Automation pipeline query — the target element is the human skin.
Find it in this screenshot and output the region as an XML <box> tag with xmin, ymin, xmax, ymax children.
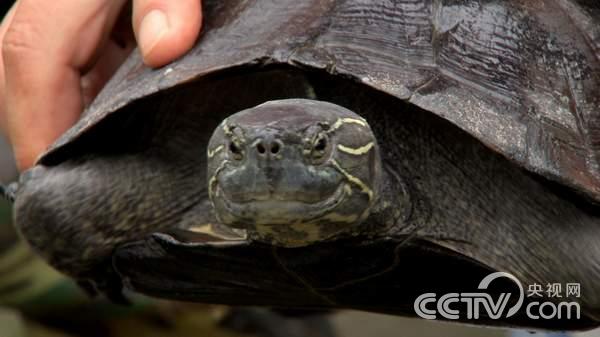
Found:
<box><xmin>0</xmin><ymin>0</ymin><xmax>203</xmax><ymax>171</ymax></box>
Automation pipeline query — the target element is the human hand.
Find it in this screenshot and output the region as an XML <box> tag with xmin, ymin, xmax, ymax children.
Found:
<box><xmin>0</xmin><ymin>0</ymin><xmax>202</xmax><ymax>170</ymax></box>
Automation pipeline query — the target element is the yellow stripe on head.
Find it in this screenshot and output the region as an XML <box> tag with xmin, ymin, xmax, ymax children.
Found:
<box><xmin>331</xmin><ymin>159</ymin><xmax>374</xmax><ymax>202</ymax></box>
<box><xmin>207</xmin><ymin>145</ymin><xmax>224</xmax><ymax>158</ymax></box>
<box><xmin>329</xmin><ymin>117</ymin><xmax>367</xmax><ymax>132</ymax></box>
<box><xmin>337</xmin><ymin>142</ymin><xmax>374</xmax><ymax>155</ymax></box>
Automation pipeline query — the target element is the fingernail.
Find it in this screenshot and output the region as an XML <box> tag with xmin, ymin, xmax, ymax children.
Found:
<box><xmin>139</xmin><ymin>10</ymin><xmax>169</xmax><ymax>58</ymax></box>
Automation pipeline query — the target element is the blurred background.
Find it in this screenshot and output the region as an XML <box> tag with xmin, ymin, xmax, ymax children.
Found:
<box><xmin>0</xmin><ymin>1</ymin><xmax>599</xmax><ymax>336</ymax></box>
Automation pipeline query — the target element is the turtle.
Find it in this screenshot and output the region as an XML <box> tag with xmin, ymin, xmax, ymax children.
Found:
<box><xmin>4</xmin><ymin>0</ymin><xmax>600</xmax><ymax>331</ymax></box>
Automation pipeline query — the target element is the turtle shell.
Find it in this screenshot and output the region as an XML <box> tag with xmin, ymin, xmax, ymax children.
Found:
<box><xmin>40</xmin><ymin>0</ymin><xmax>600</xmax><ymax>202</ymax></box>
<box><xmin>20</xmin><ymin>0</ymin><xmax>600</xmax><ymax>329</ymax></box>
<box><xmin>113</xmin><ymin>232</ymin><xmax>600</xmax><ymax>330</ymax></box>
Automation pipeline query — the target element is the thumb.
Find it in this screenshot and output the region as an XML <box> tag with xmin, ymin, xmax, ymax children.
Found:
<box><xmin>132</xmin><ymin>0</ymin><xmax>202</xmax><ymax>68</ymax></box>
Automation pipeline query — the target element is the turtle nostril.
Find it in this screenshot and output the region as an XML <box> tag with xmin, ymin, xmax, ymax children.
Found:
<box><xmin>256</xmin><ymin>139</ymin><xmax>282</xmax><ymax>156</ymax></box>
<box><xmin>271</xmin><ymin>142</ymin><xmax>280</xmax><ymax>154</ymax></box>
<box><xmin>257</xmin><ymin>143</ymin><xmax>266</xmax><ymax>154</ymax></box>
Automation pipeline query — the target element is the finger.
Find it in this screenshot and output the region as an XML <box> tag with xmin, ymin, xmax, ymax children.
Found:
<box><xmin>0</xmin><ymin>3</ymin><xmax>19</xmax><ymax>131</ymax></box>
<box><xmin>2</xmin><ymin>0</ymin><xmax>127</xmax><ymax>170</ymax></box>
<box><xmin>81</xmin><ymin>38</ymin><xmax>134</xmax><ymax>107</ymax></box>
<box><xmin>132</xmin><ymin>0</ymin><xmax>202</xmax><ymax>68</ymax></box>
<box><xmin>82</xmin><ymin>8</ymin><xmax>137</xmax><ymax>107</ymax></box>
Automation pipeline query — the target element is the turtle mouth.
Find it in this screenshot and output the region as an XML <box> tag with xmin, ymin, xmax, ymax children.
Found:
<box><xmin>214</xmin><ymin>182</ymin><xmax>348</xmax><ymax>226</ymax></box>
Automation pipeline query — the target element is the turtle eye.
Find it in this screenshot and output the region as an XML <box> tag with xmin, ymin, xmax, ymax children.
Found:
<box><xmin>313</xmin><ymin>135</ymin><xmax>328</xmax><ymax>154</ymax></box>
<box><xmin>228</xmin><ymin>141</ymin><xmax>244</xmax><ymax>160</ymax></box>
<box><xmin>306</xmin><ymin>133</ymin><xmax>331</xmax><ymax>164</ymax></box>
<box><xmin>314</xmin><ymin>136</ymin><xmax>327</xmax><ymax>152</ymax></box>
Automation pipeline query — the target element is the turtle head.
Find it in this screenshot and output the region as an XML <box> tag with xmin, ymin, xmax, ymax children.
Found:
<box><xmin>207</xmin><ymin>99</ymin><xmax>381</xmax><ymax>247</ymax></box>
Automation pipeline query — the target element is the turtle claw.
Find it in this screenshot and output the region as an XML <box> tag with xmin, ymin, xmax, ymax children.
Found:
<box><xmin>0</xmin><ymin>182</ymin><xmax>18</xmax><ymax>203</ymax></box>
<box><xmin>1</xmin><ymin>167</ymin><xmax>45</xmax><ymax>203</ymax></box>
<box><xmin>76</xmin><ymin>262</ymin><xmax>131</xmax><ymax>305</ymax></box>
<box><xmin>76</xmin><ymin>279</ymin><xmax>99</xmax><ymax>298</ymax></box>
<box><xmin>76</xmin><ymin>277</ymin><xmax>130</xmax><ymax>305</ymax></box>
<box><xmin>103</xmin><ymin>286</ymin><xmax>131</xmax><ymax>306</ymax></box>
<box><xmin>94</xmin><ymin>275</ymin><xmax>131</xmax><ymax>306</ymax></box>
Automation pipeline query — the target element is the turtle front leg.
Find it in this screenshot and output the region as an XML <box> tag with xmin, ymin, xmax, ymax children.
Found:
<box><xmin>112</xmin><ymin>231</ymin><xmax>316</xmax><ymax>306</ymax></box>
<box><xmin>176</xmin><ymin>201</ymin><xmax>249</xmax><ymax>241</ymax></box>
<box><xmin>12</xmin><ymin>153</ymin><xmax>207</xmax><ymax>303</ymax></box>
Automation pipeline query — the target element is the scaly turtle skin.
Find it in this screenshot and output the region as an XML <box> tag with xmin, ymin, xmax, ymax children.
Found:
<box><xmin>6</xmin><ymin>0</ymin><xmax>600</xmax><ymax>330</ymax></box>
